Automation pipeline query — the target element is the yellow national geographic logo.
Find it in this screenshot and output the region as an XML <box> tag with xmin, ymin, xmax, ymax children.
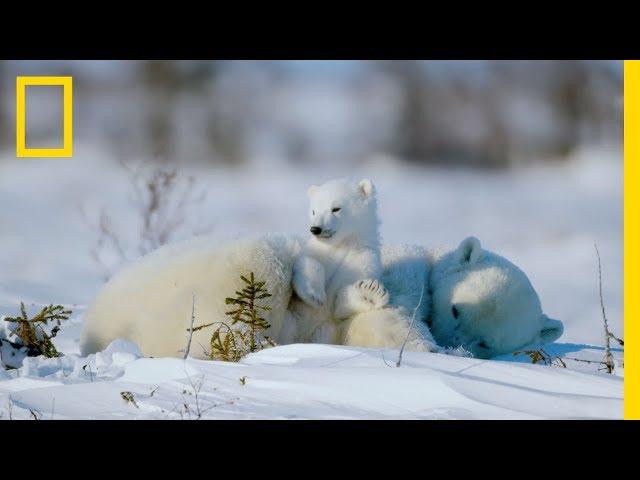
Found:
<box><xmin>16</xmin><ymin>76</ymin><xmax>73</xmax><ymax>158</ymax></box>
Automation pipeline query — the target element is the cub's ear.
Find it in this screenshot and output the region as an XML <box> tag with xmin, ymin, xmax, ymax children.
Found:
<box><xmin>455</xmin><ymin>236</ymin><xmax>482</xmax><ymax>265</ymax></box>
<box><xmin>308</xmin><ymin>185</ymin><xmax>318</xmax><ymax>198</ymax></box>
<box><xmin>539</xmin><ymin>315</ymin><xmax>563</xmax><ymax>343</ymax></box>
<box><xmin>358</xmin><ymin>179</ymin><xmax>375</xmax><ymax>198</ymax></box>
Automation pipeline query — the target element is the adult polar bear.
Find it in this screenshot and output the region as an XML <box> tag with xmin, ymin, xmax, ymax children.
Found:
<box><xmin>81</xmin><ymin>178</ymin><xmax>437</xmax><ymax>358</ymax></box>
<box><xmin>426</xmin><ymin>237</ymin><xmax>563</xmax><ymax>358</ymax></box>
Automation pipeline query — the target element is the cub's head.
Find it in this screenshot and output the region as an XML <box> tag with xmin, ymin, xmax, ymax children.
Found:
<box><xmin>430</xmin><ymin>236</ymin><xmax>563</xmax><ymax>359</ymax></box>
<box><xmin>307</xmin><ymin>178</ymin><xmax>378</xmax><ymax>245</ymax></box>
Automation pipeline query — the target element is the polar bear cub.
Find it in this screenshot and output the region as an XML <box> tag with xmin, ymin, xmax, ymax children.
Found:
<box><xmin>287</xmin><ymin>178</ymin><xmax>390</xmax><ymax>344</ymax></box>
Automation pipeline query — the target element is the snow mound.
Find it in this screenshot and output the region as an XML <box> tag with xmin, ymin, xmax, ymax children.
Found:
<box><xmin>0</xmin><ymin>343</ymin><xmax>622</xmax><ymax>420</ymax></box>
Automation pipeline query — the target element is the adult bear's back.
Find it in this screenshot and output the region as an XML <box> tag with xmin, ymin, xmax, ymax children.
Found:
<box><xmin>80</xmin><ymin>233</ymin><xmax>301</xmax><ymax>358</ymax></box>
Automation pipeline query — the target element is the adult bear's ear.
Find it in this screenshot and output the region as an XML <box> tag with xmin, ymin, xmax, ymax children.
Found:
<box><xmin>358</xmin><ymin>179</ymin><xmax>375</xmax><ymax>198</ymax></box>
<box><xmin>308</xmin><ymin>185</ymin><xmax>318</xmax><ymax>198</ymax></box>
<box><xmin>539</xmin><ymin>315</ymin><xmax>563</xmax><ymax>343</ymax></box>
<box><xmin>455</xmin><ymin>236</ymin><xmax>482</xmax><ymax>265</ymax></box>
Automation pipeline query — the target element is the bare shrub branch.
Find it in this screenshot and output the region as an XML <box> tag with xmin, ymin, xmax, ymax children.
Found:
<box><xmin>595</xmin><ymin>244</ymin><xmax>623</xmax><ymax>374</ymax></box>
<box><xmin>517</xmin><ymin>246</ymin><xmax>624</xmax><ymax>374</ymax></box>
<box><xmin>82</xmin><ymin>161</ymin><xmax>212</xmax><ymax>279</ymax></box>
<box><xmin>183</xmin><ymin>293</ymin><xmax>196</xmax><ymax>360</ymax></box>
<box><xmin>563</xmin><ymin>356</ymin><xmax>623</xmax><ymax>370</ymax></box>
<box><xmin>179</xmin><ymin>369</ymin><xmax>218</xmax><ymax>420</ymax></box>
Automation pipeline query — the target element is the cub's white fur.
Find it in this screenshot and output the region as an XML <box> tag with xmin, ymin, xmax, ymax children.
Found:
<box><xmin>288</xmin><ymin>178</ymin><xmax>390</xmax><ymax>344</ymax></box>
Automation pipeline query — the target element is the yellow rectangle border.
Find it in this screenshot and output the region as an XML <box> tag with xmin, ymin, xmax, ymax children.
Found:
<box><xmin>16</xmin><ymin>76</ymin><xmax>73</xmax><ymax>158</ymax></box>
<box><xmin>624</xmin><ymin>60</ymin><xmax>639</xmax><ymax>419</ymax></box>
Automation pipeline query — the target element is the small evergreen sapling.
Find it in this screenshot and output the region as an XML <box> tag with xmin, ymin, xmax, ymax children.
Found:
<box><xmin>1</xmin><ymin>303</ymin><xmax>71</xmax><ymax>367</ymax></box>
<box><xmin>225</xmin><ymin>272</ymin><xmax>272</xmax><ymax>352</ymax></box>
<box><xmin>186</xmin><ymin>272</ymin><xmax>276</xmax><ymax>362</ymax></box>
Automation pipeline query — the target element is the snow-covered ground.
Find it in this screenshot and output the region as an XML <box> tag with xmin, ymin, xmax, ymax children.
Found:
<box><xmin>0</xmin><ymin>339</ymin><xmax>622</xmax><ymax>420</ymax></box>
<box><xmin>0</xmin><ymin>142</ymin><xmax>623</xmax><ymax>419</ymax></box>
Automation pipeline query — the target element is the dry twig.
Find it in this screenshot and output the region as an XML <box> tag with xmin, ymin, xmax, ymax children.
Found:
<box><xmin>396</xmin><ymin>282</ymin><xmax>426</xmax><ymax>367</ymax></box>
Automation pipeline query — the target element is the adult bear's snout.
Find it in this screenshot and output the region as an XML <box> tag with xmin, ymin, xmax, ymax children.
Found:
<box><xmin>310</xmin><ymin>226</ymin><xmax>322</xmax><ymax>235</ymax></box>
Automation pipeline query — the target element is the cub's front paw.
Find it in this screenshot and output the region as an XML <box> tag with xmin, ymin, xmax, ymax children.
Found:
<box><xmin>356</xmin><ymin>279</ymin><xmax>389</xmax><ymax>308</ymax></box>
<box><xmin>295</xmin><ymin>281</ymin><xmax>326</xmax><ymax>308</ymax></box>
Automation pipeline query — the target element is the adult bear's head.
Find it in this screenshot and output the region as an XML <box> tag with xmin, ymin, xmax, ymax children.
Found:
<box><xmin>429</xmin><ymin>236</ymin><xmax>563</xmax><ymax>359</ymax></box>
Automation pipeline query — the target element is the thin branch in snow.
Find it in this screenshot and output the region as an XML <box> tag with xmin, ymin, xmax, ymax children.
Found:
<box><xmin>180</xmin><ymin>367</ymin><xmax>216</xmax><ymax>419</ymax></box>
<box><xmin>610</xmin><ymin>333</ymin><xmax>624</xmax><ymax>347</ymax></box>
<box><xmin>396</xmin><ymin>281</ymin><xmax>426</xmax><ymax>367</ymax></box>
<box><xmin>595</xmin><ymin>243</ymin><xmax>619</xmax><ymax>374</ymax></box>
<box><xmin>564</xmin><ymin>356</ymin><xmax>619</xmax><ymax>368</ymax></box>
<box><xmin>183</xmin><ymin>293</ymin><xmax>196</xmax><ymax>360</ymax></box>
<box><xmin>381</xmin><ymin>350</ymin><xmax>394</xmax><ymax>367</ymax></box>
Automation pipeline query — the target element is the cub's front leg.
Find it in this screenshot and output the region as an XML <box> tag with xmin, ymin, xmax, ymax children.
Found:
<box><xmin>334</xmin><ymin>278</ymin><xmax>390</xmax><ymax>321</ymax></box>
<box><xmin>292</xmin><ymin>255</ymin><xmax>326</xmax><ymax>308</ymax></box>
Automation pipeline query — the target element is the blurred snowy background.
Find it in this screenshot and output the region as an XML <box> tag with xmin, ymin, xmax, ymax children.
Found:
<box><xmin>0</xmin><ymin>60</ymin><xmax>623</xmax><ymax>347</ymax></box>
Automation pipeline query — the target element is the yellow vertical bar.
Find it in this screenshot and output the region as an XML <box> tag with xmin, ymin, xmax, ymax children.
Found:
<box><xmin>63</xmin><ymin>77</ymin><xmax>73</xmax><ymax>157</ymax></box>
<box><xmin>624</xmin><ymin>60</ymin><xmax>639</xmax><ymax>419</ymax></box>
<box><xmin>15</xmin><ymin>77</ymin><xmax>25</xmax><ymax>155</ymax></box>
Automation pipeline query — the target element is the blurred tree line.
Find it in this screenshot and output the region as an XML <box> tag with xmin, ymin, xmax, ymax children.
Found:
<box><xmin>0</xmin><ymin>60</ymin><xmax>622</xmax><ymax>168</ymax></box>
<box><xmin>379</xmin><ymin>60</ymin><xmax>621</xmax><ymax>167</ymax></box>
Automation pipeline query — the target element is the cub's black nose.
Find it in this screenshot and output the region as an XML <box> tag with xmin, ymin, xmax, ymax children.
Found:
<box><xmin>310</xmin><ymin>226</ymin><xmax>322</xmax><ymax>235</ymax></box>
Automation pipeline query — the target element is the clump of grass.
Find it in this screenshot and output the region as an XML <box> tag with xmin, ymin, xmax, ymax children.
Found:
<box><xmin>120</xmin><ymin>391</ymin><xmax>139</xmax><ymax>408</ymax></box>
<box><xmin>514</xmin><ymin>348</ymin><xmax>566</xmax><ymax>368</ymax></box>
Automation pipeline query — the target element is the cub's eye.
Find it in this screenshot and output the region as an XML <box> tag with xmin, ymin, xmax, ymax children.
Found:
<box><xmin>451</xmin><ymin>305</ymin><xmax>459</xmax><ymax>319</ymax></box>
<box><xmin>332</xmin><ymin>207</ymin><xmax>341</xmax><ymax>213</ymax></box>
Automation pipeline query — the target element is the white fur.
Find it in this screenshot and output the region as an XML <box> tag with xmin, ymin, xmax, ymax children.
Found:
<box><xmin>80</xmin><ymin>178</ymin><xmax>433</xmax><ymax>358</ymax></box>
<box><xmin>80</xmin><ymin>178</ymin><xmax>561</xmax><ymax>360</ymax></box>
<box><xmin>343</xmin><ymin>244</ymin><xmax>439</xmax><ymax>352</ymax></box>
<box><xmin>80</xmin><ymin>234</ymin><xmax>301</xmax><ymax>358</ymax></box>
<box><xmin>289</xmin><ymin>178</ymin><xmax>388</xmax><ymax>344</ymax></box>
<box><xmin>80</xmin><ymin>233</ymin><xmax>560</xmax><ymax>359</ymax></box>
<box><xmin>80</xmin><ymin>233</ymin><xmax>439</xmax><ymax>357</ymax></box>
<box><xmin>428</xmin><ymin>236</ymin><xmax>564</xmax><ymax>359</ymax></box>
